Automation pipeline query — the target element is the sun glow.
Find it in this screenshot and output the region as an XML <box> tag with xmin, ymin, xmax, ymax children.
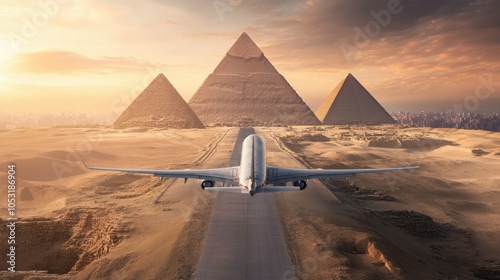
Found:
<box><xmin>0</xmin><ymin>72</ymin><xmax>6</xmax><ymax>83</ymax></box>
<box><xmin>0</xmin><ymin>38</ymin><xmax>16</xmax><ymax>72</ymax></box>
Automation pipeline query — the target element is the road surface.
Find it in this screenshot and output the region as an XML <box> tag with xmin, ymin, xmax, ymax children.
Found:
<box><xmin>195</xmin><ymin>128</ymin><xmax>294</xmax><ymax>280</ymax></box>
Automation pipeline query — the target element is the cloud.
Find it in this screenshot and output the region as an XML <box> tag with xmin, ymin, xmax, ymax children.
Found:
<box><xmin>155</xmin><ymin>0</ymin><xmax>500</xmax><ymax>110</ymax></box>
<box><xmin>209</xmin><ymin>0</ymin><xmax>500</xmax><ymax>111</ymax></box>
<box><xmin>6</xmin><ymin>50</ymin><xmax>155</xmax><ymax>75</ymax></box>
<box><xmin>149</xmin><ymin>0</ymin><xmax>305</xmax><ymax>23</ymax></box>
<box><xmin>308</xmin><ymin>0</ymin><xmax>472</xmax><ymax>31</ymax></box>
<box><xmin>239</xmin><ymin>0</ymin><xmax>499</xmax><ymax>74</ymax></box>
<box><xmin>164</xmin><ymin>20</ymin><xmax>177</xmax><ymax>26</ymax></box>
<box><xmin>4</xmin><ymin>0</ymin><xmax>498</xmax><ymax>113</ymax></box>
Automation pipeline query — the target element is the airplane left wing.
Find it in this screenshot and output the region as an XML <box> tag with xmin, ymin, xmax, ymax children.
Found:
<box><xmin>84</xmin><ymin>163</ymin><xmax>240</xmax><ymax>185</ymax></box>
<box><xmin>266</xmin><ymin>166</ymin><xmax>419</xmax><ymax>185</ymax></box>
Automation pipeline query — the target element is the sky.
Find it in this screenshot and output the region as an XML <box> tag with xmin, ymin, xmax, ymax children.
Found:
<box><xmin>1</xmin><ymin>0</ymin><xmax>499</xmax><ymax>116</ymax></box>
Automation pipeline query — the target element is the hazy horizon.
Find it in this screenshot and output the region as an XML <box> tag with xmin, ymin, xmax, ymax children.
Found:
<box><xmin>1</xmin><ymin>0</ymin><xmax>499</xmax><ymax>115</ymax></box>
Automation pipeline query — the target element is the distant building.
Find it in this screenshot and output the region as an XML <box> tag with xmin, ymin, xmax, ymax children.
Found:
<box><xmin>315</xmin><ymin>73</ymin><xmax>396</xmax><ymax>125</ymax></box>
<box><xmin>114</xmin><ymin>73</ymin><xmax>205</xmax><ymax>129</ymax></box>
<box><xmin>393</xmin><ymin>112</ymin><xmax>499</xmax><ymax>132</ymax></box>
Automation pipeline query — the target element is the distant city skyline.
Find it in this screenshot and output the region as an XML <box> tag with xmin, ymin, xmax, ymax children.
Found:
<box><xmin>1</xmin><ymin>0</ymin><xmax>499</xmax><ymax>115</ymax></box>
<box><xmin>394</xmin><ymin>111</ymin><xmax>499</xmax><ymax>132</ymax></box>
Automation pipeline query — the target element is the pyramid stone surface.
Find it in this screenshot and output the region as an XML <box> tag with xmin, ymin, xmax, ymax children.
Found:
<box><xmin>188</xmin><ymin>32</ymin><xmax>321</xmax><ymax>126</ymax></box>
<box><xmin>114</xmin><ymin>73</ymin><xmax>205</xmax><ymax>129</ymax></box>
<box><xmin>315</xmin><ymin>73</ymin><xmax>396</xmax><ymax>125</ymax></box>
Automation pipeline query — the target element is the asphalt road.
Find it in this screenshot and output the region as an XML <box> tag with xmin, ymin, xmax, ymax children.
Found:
<box><xmin>195</xmin><ymin>128</ymin><xmax>294</xmax><ymax>280</ymax></box>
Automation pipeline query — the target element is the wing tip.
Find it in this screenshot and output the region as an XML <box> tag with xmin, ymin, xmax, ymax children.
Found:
<box><xmin>81</xmin><ymin>159</ymin><xmax>95</xmax><ymax>170</ymax></box>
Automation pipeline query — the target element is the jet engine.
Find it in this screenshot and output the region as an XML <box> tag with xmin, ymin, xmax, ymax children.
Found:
<box><xmin>293</xmin><ymin>180</ymin><xmax>307</xmax><ymax>190</ymax></box>
<box><xmin>201</xmin><ymin>180</ymin><xmax>215</xmax><ymax>190</ymax></box>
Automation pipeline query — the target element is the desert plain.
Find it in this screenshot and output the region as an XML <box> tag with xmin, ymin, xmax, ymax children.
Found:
<box><xmin>0</xmin><ymin>125</ymin><xmax>499</xmax><ymax>279</ymax></box>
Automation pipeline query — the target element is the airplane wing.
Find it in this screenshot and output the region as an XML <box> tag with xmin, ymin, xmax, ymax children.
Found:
<box><xmin>266</xmin><ymin>166</ymin><xmax>419</xmax><ymax>185</ymax></box>
<box><xmin>84</xmin><ymin>163</ymin><xmax>240</xmax><ymax>185</ymax></box>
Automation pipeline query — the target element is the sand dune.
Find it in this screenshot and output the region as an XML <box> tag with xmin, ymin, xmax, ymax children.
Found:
<box><xmin>0</xmin><ymin>126</ymin><xmax>499</xmax><ymax>279</ymax></box>
<box><xmin>270</xmin><ymin>125</ymin><xmax>500</xmax><ymax>279</ymax></box>
<box><xmin>0</xmin><ymin>127</ymin><xmax>229</xmax><ymax>279</ymax></box>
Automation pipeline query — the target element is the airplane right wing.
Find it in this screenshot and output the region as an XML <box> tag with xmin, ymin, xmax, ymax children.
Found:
<box><xmin>266</xmin><ymin>166</ymin><xmax>419</xmax><ymax>185</ymax></box>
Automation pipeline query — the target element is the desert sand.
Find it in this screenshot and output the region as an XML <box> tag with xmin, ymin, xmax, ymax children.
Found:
<box><xmin>265</xmin><ymin>125</ymin><xmax>500</xmax><ymax>279</ymax></box>
<box><xmin>0</xmin><ymin>125</ymin><xmax>499</xmax><ymax>279</ymax></box>
<box><xmin>0</xmin><ymin>127</ymin><xmax>235</xmax><ymax>279</ymax></box>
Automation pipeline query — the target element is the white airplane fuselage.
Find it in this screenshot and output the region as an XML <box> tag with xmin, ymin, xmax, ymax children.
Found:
<box><xmin>239</xmin><ymin>134</ymin><xmax>266</xmax><ymax>195</ymax></box>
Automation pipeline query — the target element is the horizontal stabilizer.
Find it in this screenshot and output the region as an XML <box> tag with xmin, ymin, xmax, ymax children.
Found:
<box><xmin>256</xmin><ymin>186</ymin><xmax>302</xmax><ymax>193</ymax></box>
<box><xmin>204</xmin><ymin>187</ymin><xmax>248</xmax><ymax>194</ymax></box>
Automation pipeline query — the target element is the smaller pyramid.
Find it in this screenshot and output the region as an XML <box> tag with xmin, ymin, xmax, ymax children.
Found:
<box><xmin>315</xmin><ymin>73</ymin><xmax>396</xmax><ymax>125</ymax></box>
<box><xmin>114</xmin><ymin>73</ymin><xmax>205</xmax><ymax>129</ymax></box>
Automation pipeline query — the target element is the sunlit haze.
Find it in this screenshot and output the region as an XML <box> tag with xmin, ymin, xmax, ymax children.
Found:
<box><xmin>1</xmin><ymin>0</ymin><xmax>499</xmax><ymax>117</ymax></box>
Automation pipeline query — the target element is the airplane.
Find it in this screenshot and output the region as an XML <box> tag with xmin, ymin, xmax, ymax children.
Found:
<box><xmin>84</xmin><ymin>134</ymin><xmax>419</xmax><ymax>196</ymax></box>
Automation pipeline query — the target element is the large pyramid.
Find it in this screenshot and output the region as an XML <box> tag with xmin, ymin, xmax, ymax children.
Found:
<box><xmin>114</xmin><ymin>73</ymin><xmax>205</xmax><ymax>129</ymax></box>
<box><xmin>188</xmin><ymin>32</ymin><xmax>321</xmax><ymax>126</ymax></box>
<box><xmin>315</xmin><ymin>73</ymin><xmax>396</xmax><ymax>125</ymax></box>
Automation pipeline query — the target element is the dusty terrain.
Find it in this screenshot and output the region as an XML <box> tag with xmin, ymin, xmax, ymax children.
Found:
<box><xmin>0</xmin><ymin>127</ymin><xmax>237</xmax><ymax>279</ymax></box>
<box><xmin>265</xmin><ymin>125</ymin><xmax>500</xmax><ymax>279</ymax></box>
<box><xmin>0</xmin><ymin>125</ymin><xmax>499</xmax><ymax>279</ymax></box>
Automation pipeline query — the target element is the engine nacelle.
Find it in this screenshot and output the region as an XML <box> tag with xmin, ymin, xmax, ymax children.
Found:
<box><xmin>201</xmin><ymin>180</ymin><xmax>215</xmax><ymax>190</ymax></box>
<box><xmin>293</xmin><ymin>180</ymin><xmax>307</xmax><ymax>190</ymax></box>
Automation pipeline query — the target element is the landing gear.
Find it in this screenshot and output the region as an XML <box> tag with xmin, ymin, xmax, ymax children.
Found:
<box><xmin>201</xmin><ymin>180</ymin><xmax>215</xmax><ymax>190</ymax></box>
<box><xmin>293</xmin><ymin>180</ymin><xmax>307</xmax><ymax>190</ymax></box>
